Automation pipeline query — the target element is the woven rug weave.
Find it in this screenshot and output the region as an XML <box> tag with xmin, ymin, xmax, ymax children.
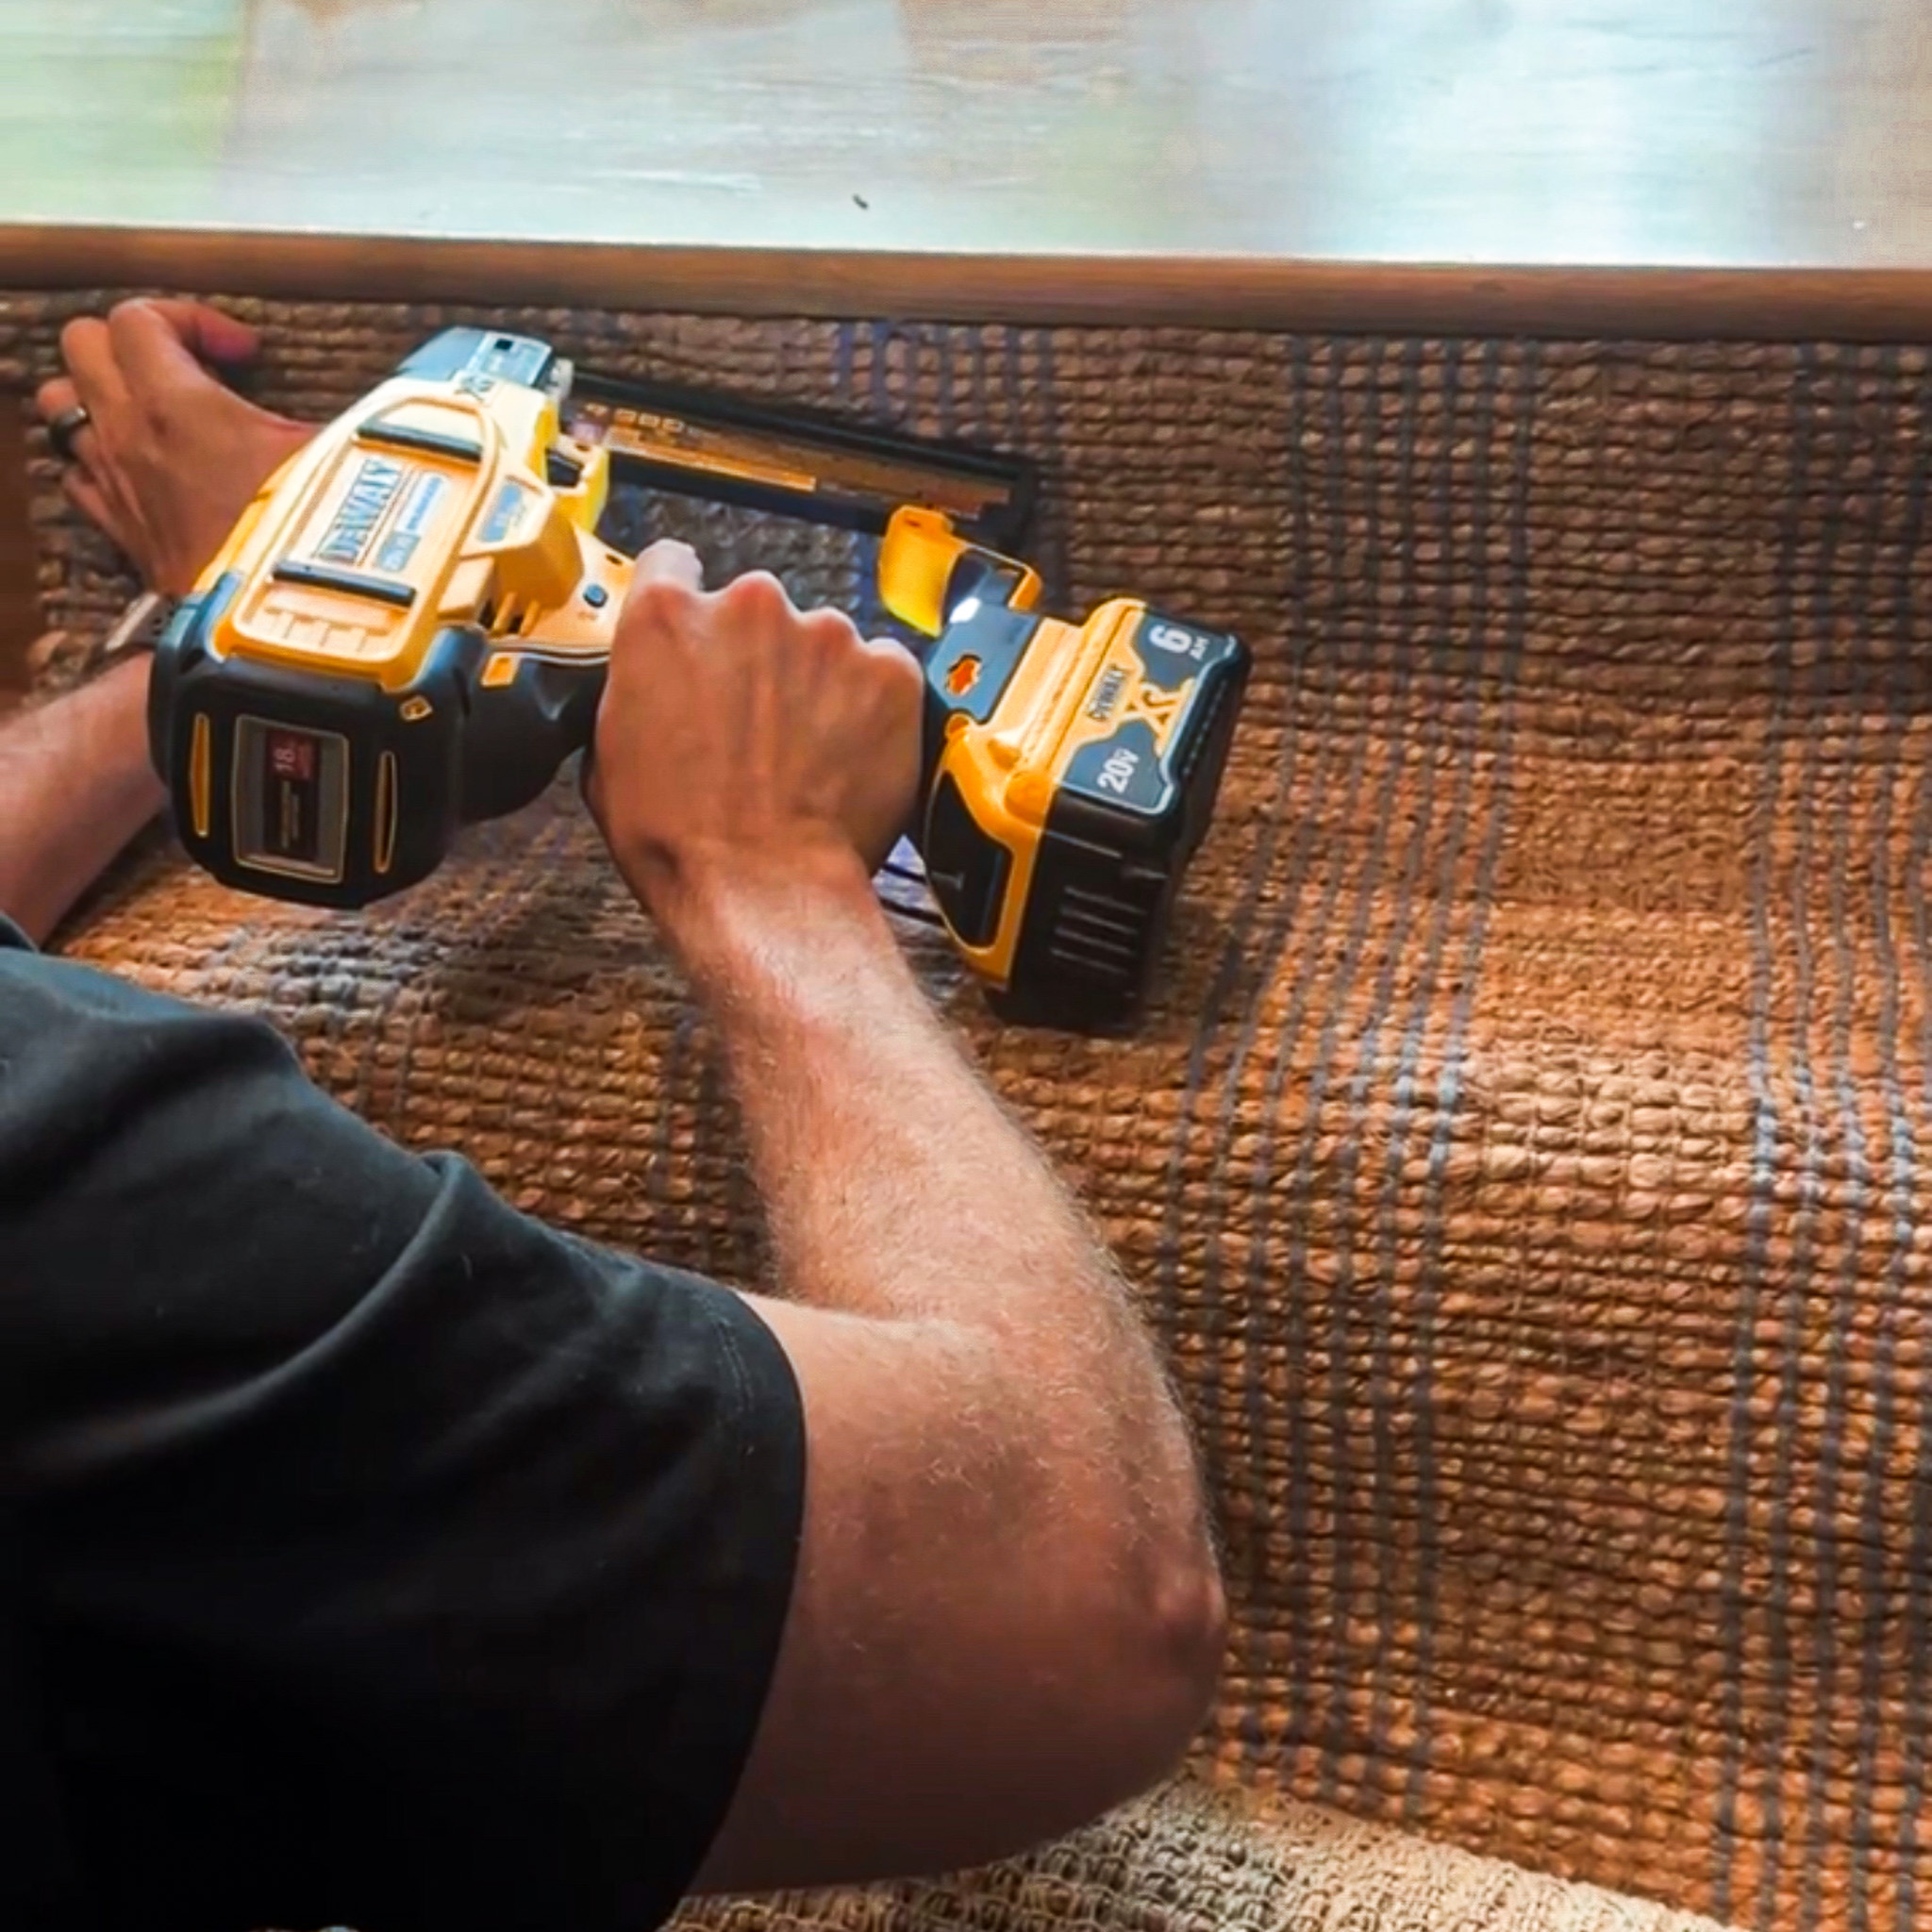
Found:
<box><xmin>7</xmin><ymin>291</ymin><xmax>1931</xmax><ymax>1932</ymax></box>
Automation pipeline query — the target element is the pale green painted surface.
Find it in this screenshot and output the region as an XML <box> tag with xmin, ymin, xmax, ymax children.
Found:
<box><xmin>0</xmin><ymin>3</ymin><xmax>246</xmax><ymax>225</ymax></box>
<box><xmin>0</xmin><ymin>0</ymin><xmax>1924</xmax><ymax>270</ymax></box>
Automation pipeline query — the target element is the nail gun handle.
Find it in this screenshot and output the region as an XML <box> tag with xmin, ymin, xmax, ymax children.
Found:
<box><xmin>457</xmin><ymin>649</ymin><xmax>608</xmax><ymax>824</ymax></box>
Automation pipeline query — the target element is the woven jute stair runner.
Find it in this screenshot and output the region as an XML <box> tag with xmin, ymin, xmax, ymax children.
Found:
<box><xmin>8</xmin><ymin>291</ymin><xmax>1930</xmax><ymax>1932</ymax></box>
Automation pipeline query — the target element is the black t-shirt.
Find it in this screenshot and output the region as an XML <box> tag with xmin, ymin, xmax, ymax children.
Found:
<box><xmin>0</xmin><ymin>917</ymin><xmax>806</xmax><ymax>1932</ymax></box>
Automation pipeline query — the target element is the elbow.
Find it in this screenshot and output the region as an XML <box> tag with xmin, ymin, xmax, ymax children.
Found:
<box><xmin>1165</xmin><ymin>1539</ymin><xmax>1231</xmax><ymax>1723</ymax></box>
<box><xmin>1048</xmin><ymin>1519</ymin><xmax>1227</xmax><ymax>1829</ymax></box>
<box><xmin>1118</xmin><ymin>1532</ymin><xmax>1228</xmax><ymax>1783</ymax></box>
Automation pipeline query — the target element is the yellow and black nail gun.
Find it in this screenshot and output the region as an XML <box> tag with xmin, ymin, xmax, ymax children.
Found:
<box><xmin>148</xmin><ymin>327</ymin><xmax>1249</xmax><ymax>1030</ymax></box>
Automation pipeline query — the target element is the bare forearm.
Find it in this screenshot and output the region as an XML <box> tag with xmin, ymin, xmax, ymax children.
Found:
<box><xmin>672</xmin><ymin>847</ymin><xmax>1095</xmax><ymax>1314</ymax></box>
<box><xmin>593</xmin><ymin>561</ymin><xmax>1222</xmax><ymax>1890</ymax></box>
<box><xmin>661</xmin><ymin>843</ymin><xmax>1208</xmax><ymax>1536</ymax></box>
<box><xmin>0</xmin><ymin>656</ymin><xmax>165</xmax><ymax>943</ymax></box>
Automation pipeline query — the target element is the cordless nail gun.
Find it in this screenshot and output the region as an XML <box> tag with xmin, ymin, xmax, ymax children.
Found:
<box><xmin>147</xmin><ymin>327</ymin><xmax>1249</xmax><ymax>1031</ymax></box>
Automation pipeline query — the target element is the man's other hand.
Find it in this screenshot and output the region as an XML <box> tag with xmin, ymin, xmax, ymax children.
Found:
<box><xmin>37</xmin><ymin>300</ymin><xmax>313</xmax><ymax>598</ymax></box>
<box><xmin>587</xmin><ymin>544</ymin><xmax>925</xmax><ymax>923</ymax></box>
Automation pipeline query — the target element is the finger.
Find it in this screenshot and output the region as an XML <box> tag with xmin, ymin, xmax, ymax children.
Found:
<box><xmin>628</xmin><ymin>540</ymin><xmax>705</xmax><ymax>597</ymax></box>
<box><xmin>62</xmin><ymin>466</ymin><xmax>139</xmax><ymax>558</ymax></box>
<box><xmin>34</xmin><ymin>375</ymin><xmax>80</xmax><ymax>425</ymax></box>
<box><xmin>68</xmin><ymin>458</ymin><xmax>167</xmax><ymax>589</ymax></box>
<box><xmin>108</xmin><ymin>299</ymin><xmax>233</xmax><ymax>413</ymax></box>
<box><xmin>58</xmin><ymin>316</ymin><xmax>133</xmax><ymax>428</ymax></box>
<box><xmin>34</xmin><ymin>376</ymin><xmax>96</xmax><ymax>463</ymax></box>
<box><xmin>33</xmin><ymin>371</ymin><xmax>92</xmax><ymax>450</ymax></box>
<box><xmin>125</xmin><ymin>299</ymin><xmax>261</xmax><ymax>366</ymax></box>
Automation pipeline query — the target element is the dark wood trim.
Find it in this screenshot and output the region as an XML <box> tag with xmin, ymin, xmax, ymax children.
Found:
<box><xmin>0</xmin><ymin>403</ymin><xmax>38</xmax><ymax>695</ymax></box>
<box><xmin>8</xmin><ymin>225</ymin><xmax>1932</xmax><ymax>343</ymax></box>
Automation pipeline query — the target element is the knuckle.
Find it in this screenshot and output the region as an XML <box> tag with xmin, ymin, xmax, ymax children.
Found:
<box><xmin>722</xmin><ymin>571</ymin><xmax>791</xmax><ymax>622</ymax></box>
<box><xmin>869</xmin><ymin>636</ymin><xmax>925</xmax><ymax>699</ymax></box>
<box><xmin>879</xmin><ymin>636</ymin><xmax>924</xmax><ymax>682</ymax></box>
<box><xmin>799</xmin><ymin>607</ymin><xmax>860</xmax><ymax>655</ymax></box>
<box><xmin>625</xmin><ymin>574</ymin><xmax>695</xmax><ymax>629</ymax></box>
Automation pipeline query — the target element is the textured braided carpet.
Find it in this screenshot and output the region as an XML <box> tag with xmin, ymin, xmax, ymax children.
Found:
<box><xmin>8</xmin><ymin>291</ymin><xmax>1932</xmax><ymax>1932</ymax></box>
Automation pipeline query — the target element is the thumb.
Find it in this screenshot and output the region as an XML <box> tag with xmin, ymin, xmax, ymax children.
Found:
<box><xmin>626</xmin><ymin>539</ymin><xmax>705</xmax><ymax>601</ymax></box>
<box><xmin>607</xmin><ymin>541</ymin><xmax>707</xmax><ymax>699</ymax></box>
<box><xmin>611</xmin><ymin>540</ymin><xmax>706</xmax><ymax>666</ymax></box>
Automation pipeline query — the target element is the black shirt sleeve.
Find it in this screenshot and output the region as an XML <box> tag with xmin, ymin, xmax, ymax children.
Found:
<box><xmin>0</xmin><ymin>920</ymin><xmax>805</xmax><ymax>1932</ymax></box>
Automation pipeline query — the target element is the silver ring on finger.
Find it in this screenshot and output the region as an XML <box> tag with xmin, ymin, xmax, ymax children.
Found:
<box><xmin>46</xmin><ymin>403</ymin><xmax>92</xmax><ymax>464</ymax></box>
